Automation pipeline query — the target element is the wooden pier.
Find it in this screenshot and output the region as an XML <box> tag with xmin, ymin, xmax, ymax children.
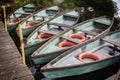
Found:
<box><xmin>115</xmin><ymin>69</ymin><xmax>120</xmax><ymax>80</ymax></box>
<box><xmin>0</xmin><ymin>22</ymin><xmax>34</xmax><ymax>80</ymax></box>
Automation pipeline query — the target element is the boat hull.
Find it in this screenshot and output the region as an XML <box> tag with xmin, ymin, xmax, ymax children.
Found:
<box><xmin>8</xmin><ymin>23</ymin><xmax>19</xmax><ymax>32</ymax></box>
<box><xmin>17</xmin><ymin>25</ymin><xmax>38</xmax><ymax>37</ymax></box>
<box><xmin>33</xmin><ymin>49</ymin><xmax>69</xmax><ymax>64</ymax></box>
<box><xmin>25</xmin><ymin>41</ymin><xmax>45</xmax><ymax>55</ymax></box>
<box><xmin>41</xmin><ymin>56</ymin><xmax>120</xmax><ymax>79</ymax></box>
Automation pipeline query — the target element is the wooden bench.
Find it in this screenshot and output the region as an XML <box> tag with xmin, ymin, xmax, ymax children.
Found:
<box><xmin>81</xmin><ymin>30</ymin><xmax>99</xmax><ymax>36</ymax></box>
<box><xmin>61</xmin><ymin>36</ymin><xmax>82</xmax><ymax>44</ymax></box>
<box><xmin>33</xmin><ymin>15</ymin><xmax>48</xmax><ymax>18</ymax></box>
<box><xmin>38</xmin><ymin>29</ymin><xmax>58</xmax><ymax>35</ymax></box>
<box><xmin>63</xmin><ymin>14</ymin><xmax>78</xmax><ymax>18</ymax></box>
<box><xmin>26</xmin><ymin>20</ymin><xmax>43</xmax><ymax>23</ymax></box>
<box><xmin>14</xmin><ymin>12</ymin><xmax>32</xmax><ymax>15</ymax></box>
<box><xmin>102</xmin><ymin>38</ymin><xmax>120</xmax><ymax>48</ymax></box>
<box><xmin>8</xmin><ymin>17</ymin><xmax>25</xmax><ymax>21</ymax></box>
<box><xmin>93</xmin><ymin>20</ymin><xmax>110</xmax><ymax>26</ymax></box>
<box><xmin>23</xmin><ymin>6</ymin><xmax>36</xmax><ymax>9</ymax></box>
<box><xmin>46</xmin><ymin>9</ymin><xmax>58</xmax><ymax>11</ymax></box>
<box><xmin>48</xmin><ymin>22</ymin><xmax>70</xmax><ymax>27</ymax></box>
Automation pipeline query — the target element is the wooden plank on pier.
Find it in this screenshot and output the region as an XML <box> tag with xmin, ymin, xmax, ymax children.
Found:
<box><xmin>114</xmin><ymin>69</ymin><xmax>120</xmax><ymax>80</ymax></box>
<box><xmin>14</xmin><ymin>75</ymin><xmax>34</xmax><ymax>80</ymax></box>
<box><xmin>0</xmin><ymin>21</ymin><xmax>34</xmax><ymax>80</ymax></box>
<box><xmin>0</xmin><ymin>67</ymin><xmax>34</xmax><ymax>80</ymax></box>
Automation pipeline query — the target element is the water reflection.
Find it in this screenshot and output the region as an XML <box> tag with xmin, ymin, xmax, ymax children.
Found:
<box><xmin>113</xmin><ymin>0</ymin><xmax>120</xmax><ymax>18</ymax></box>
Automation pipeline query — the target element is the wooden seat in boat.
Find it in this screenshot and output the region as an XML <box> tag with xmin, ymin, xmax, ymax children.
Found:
<box><xmin>63</xmin><ymin>14</ymin><xmax>78</xmax><ymax>18</ymax></box>
<box><xmin>38</xmin><ymin>29</ymin><xmax>58</xmax><ymax>35</ymax></box>
<box><xmin>46</xmin><ymin>9</ymin><xmax>58</xmax><ymax>11</ymax></box>
<box><xmin>14</xmin><ymin>12</ymin><xmax>32</xmax><ymax>15</ymax></box>
<box><xmin>91</xmin><ymin>28</ymin><xmax>103</xmax><ymax>33</ymax></box>
<box><xmin>47</xmin><ymin>22</ymin><xmax>70</xmax><ymax>27</ymax></box>
<box><xmin>33</xmin><ymin>15</ymin><xmax>49</xmax><ymax>18</ymax></box>
<box><xmin>23</xmin><ymin>6</ymin><xmax>36</xmax><ymax>9</ymax></box>
<box><xmin>93</xmin><ymin>20</ymin><xmax>110</xmax><ymax>26</ymax></box>
<box><xmin>61</xmin><ymin>36</ymin><xmax>82</xmax><ymax>44</ymax></box>
<box><xmin>102</xmin><ymin>38</ymin><xmax>120</xmax><ymax>48</ymax></box>
<box><xmin>81</xmin><ymin>30</ymin><xmax>99</xmax><ymax>36</ymax></box>
<box><xmin>26</xmin><ymin>20</ymin><xmax>43</xmax><ymax>23</ymax></box>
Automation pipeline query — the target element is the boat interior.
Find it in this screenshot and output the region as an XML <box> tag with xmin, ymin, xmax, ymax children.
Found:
<box><xmin>22</xmin><ymin>8</ymin><xmax>59</xmax><ymax>29</ymax></box>
<box><xmin>8</xmin><ymin>4</ymin><xmax>36</xmax><ymax>24</ymax></box>
<box><xmin>36</xmin><ymin>11</ymin><xmax>79</xmax><ymax>34</ymax></box>
<box><xmin>54</xmin><ymin>17</ymin><xmax>112</xmax><ymax>47</ymax></box>
<box><xmin>22</xmin><ymin>4</ymin><xmax>36</xmax><ymax>12</ymax></box>
<box><xmin>26</xmin><ymin>11</ymin><xmax>79</xmax><ymax>44</ymax></box>
<box><xmin>36</xmin><ymin>17</ymin><xmax>112</xmax><ymax>54</ymax></box>
<box><xmin>52</xmin><ymin>32</ymin><xmax>120</xmax><ymax>67</ymax></box>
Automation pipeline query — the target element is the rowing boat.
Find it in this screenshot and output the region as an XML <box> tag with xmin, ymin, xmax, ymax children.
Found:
<box><xmin>16</xmin><ymin>5</ymin><xmax>61</xmax><ymax>37</ymax></box>
<box><xmin>7</xmin><ymin>2</ymin><xmax>36</xmax><ymax>32</ymax></box>
<box><xmin>24</xmin><ymin>9</ymin><xmax>80</xmax><ymax>55</ymax></box>
<box><xmin>40</xmin><ymin>30</ymin><xmax>120</xmax><ymax>79</ymax></box>
<box><xmin>31</xmin><ymin>16</ymin><xmax>114</xmax><ymax>65</ymax></box>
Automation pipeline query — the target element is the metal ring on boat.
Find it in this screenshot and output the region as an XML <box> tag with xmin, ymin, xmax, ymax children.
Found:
<box><xmin>58</xmin><ymin>41</ymin><xmax>76</xmax><ymax>48</ymax></box>
<box><xmin>10</xmin><ymin>19</ymin><xmax>19</xmax><ymax>23</ymax></box>
<box><xmin>78</xmin><ymin>52</ymin><xmax>101</xmax><ymax>63</ymax></box>
<box><xmin>37</xmin><ymin>33</ymin><xmax>53</xmax><ymax>39</ymax></box>
<box><xmin>26</xmin><ymin>22</ymin><xmax>37</xmax><ymax>27</ymax></box>
<box><xmin>69</xmin><ymin>34</ymin><xmax>86</xmax><ymax>42</ymax></box>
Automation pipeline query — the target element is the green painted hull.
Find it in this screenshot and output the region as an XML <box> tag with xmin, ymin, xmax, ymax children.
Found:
<box><xmin>17</xmin><ymin>26</ymin><xmax>38</xmax><ymax>37</ymax></box>
<box><xmin>8</xmin><ymin>23</ymin><xmax>19</xmax><ymax>32</ymax></box>
<box><xmin>42</xmin><ymin>56</ymin><xmax>120</xmax><ymax>79</ymax></box>
<box><xmin>25</xmin><ymin>41</ymin><xmax>45</xmax><ymax>55</ymax></box>
<box><xmin>33</xmin><ymin>49</ymin><xmax>68</xmax><ymax>65</ymax></box>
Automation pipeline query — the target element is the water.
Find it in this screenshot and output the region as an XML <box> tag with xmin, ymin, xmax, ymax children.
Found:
<box><xmin>113</xmin><ymin>0</ymin><xmax>120</xmax><ymax>18</ymax></box>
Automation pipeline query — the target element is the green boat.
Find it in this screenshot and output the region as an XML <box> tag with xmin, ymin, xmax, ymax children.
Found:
<box><xmin>40</xmin><ymin>30</ymin><xmax>120</xmax><ymax>79</ymax></box>
<box><xmin>24</xmin><ymin>9</ymin><xmax>80</xmax><ymax>55</ymax></box>
<box><xmin>16</xmin><ymin>6</ymin><xmax>61</xmax><ymax>37</ymax></box>
<box><xmin>7</xmin><ymin>2</ymin><xmax>36</xmax><ymax>32</ymax></box>
<box><xmin>31</xmin><ymin>16</ymin><xmax>114</xmax><ymax>65</ymax></box>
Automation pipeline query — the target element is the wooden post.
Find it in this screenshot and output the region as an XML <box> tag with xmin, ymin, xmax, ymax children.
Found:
<box><xmin>18</xmin><ymin>22</ymin><xmax>26</xmax><ymax>64</ymax></box>
<box><xmin>2</xmin><ymin>5</ymin><xmax>8</xmax><ymax>32</ymax></box>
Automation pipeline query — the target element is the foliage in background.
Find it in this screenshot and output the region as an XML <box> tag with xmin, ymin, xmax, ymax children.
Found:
<box><xmin>12</xmin><ymin>0</ymin><xmax>31</xmax><ymax>9</ymax></box>
<box><xmin>0</xmin><ymin>0</ymin><xmax>119</xmax><ymax>29</ymax></box>
<box><xmin>0</xmin><ymin>0</ymin><xmax>116</xmax><ymax>18</ymax></box>
<box><xmin>59</xmin><ymin>0</ymin><xmax>75</xmax><ymax>10</ymax></box>
<box><xmin>0</xmin><ymin>0</ymin><xmax>115</xmax><ymax>13</ymax></box>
